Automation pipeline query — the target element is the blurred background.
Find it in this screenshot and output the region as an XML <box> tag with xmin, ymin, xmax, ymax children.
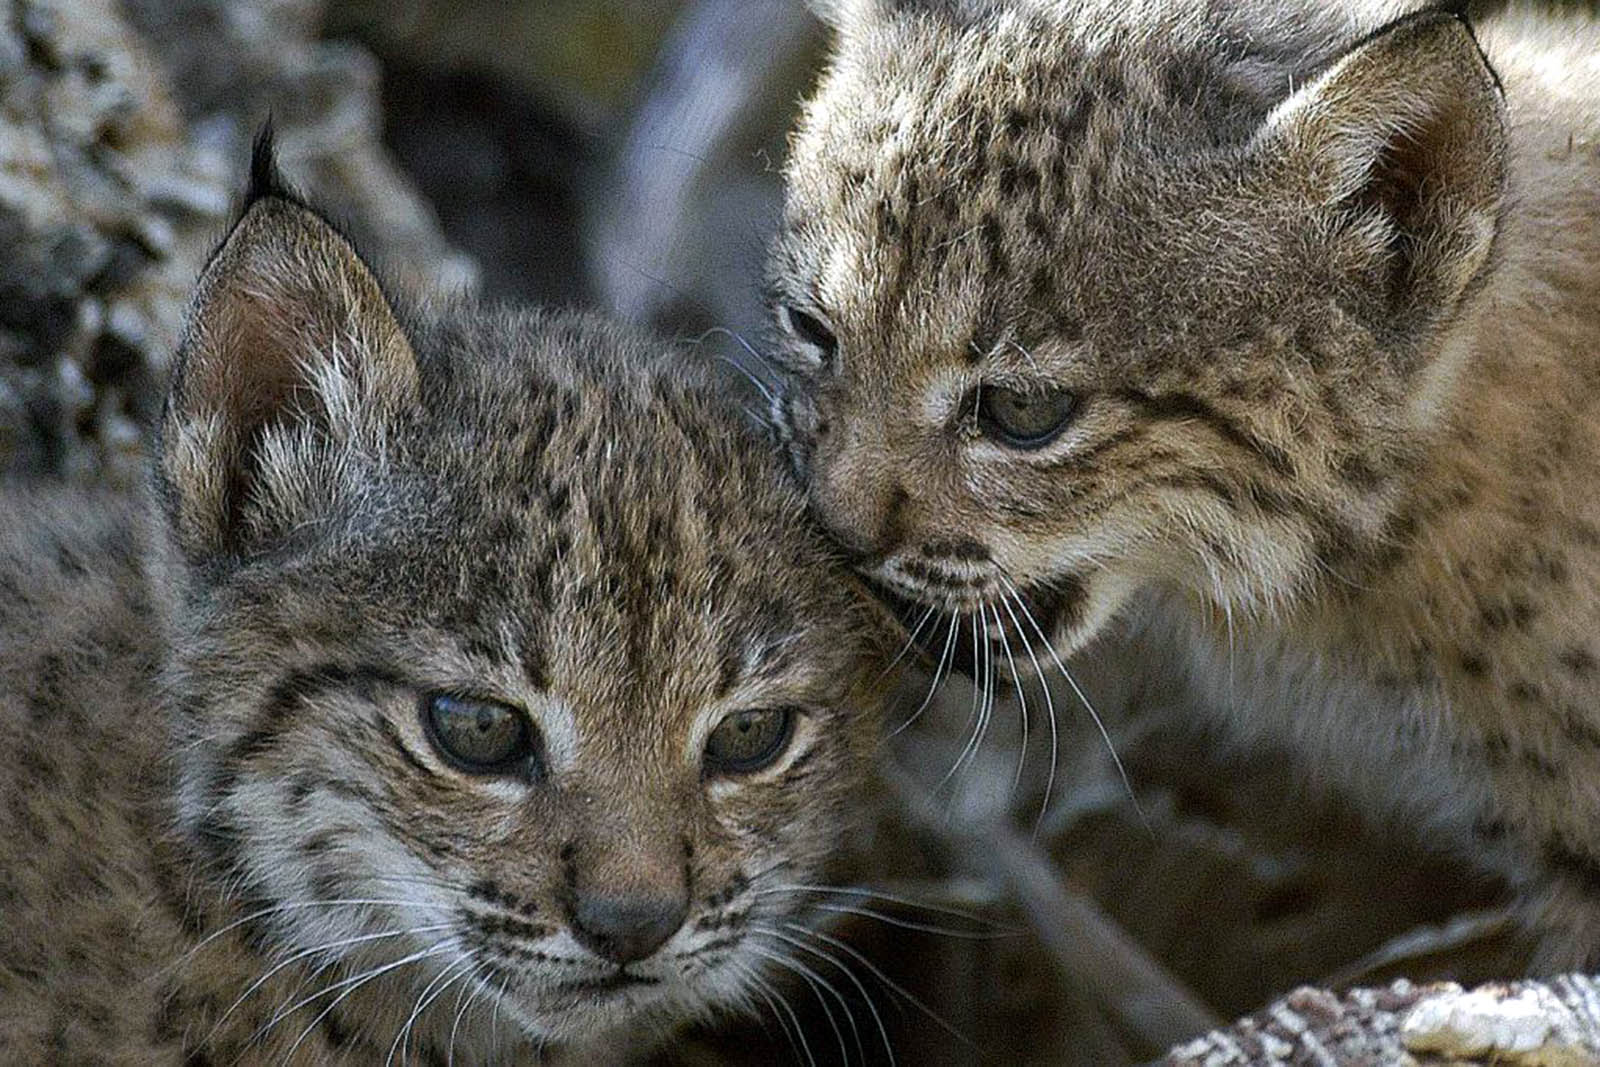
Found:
<box><xmin>0</xmin><ymin>0</ymin><xmax>1552</xmax><ymax>1062</ymax></box>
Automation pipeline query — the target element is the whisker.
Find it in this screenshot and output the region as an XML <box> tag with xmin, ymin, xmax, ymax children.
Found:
<box><xmin>746</xmin><ymin>942</ymin><xmax>857</xmax><ymax>1066</ymax></box>
<box><xmin>804</xmin><ymin>902</ymin><xmax>1014</xmax><ymax>941</ymax></box>
<box><xmin>998</xmin><ymin>574</ymin><xmax>1147</xmax><ymax>831</ymax></box>
<box><xmin>205</xmin><ymin>922</ymin><xmax>451</xmax><ymax>1050</ymax></box>
<box><xmin>165</xmin><ymin>896</ymin><xmax>447</xmax><ymax>974</ymax></box>
<box><xmin>759</xmin><ymin>922</ymin><xmax>895</xmax><ymax>1067</ymax></box>
<box><xmin>389</xmin><ymin>953</ymin><xmax>476</xmax><ymax>1067</ymax></box>
<box><xmin>996</xmin><ymin>586</ymin><xmax>1061</xmax><ymax>838</ymax></box>
<box><xmin>753</xmin><ymin>884</ymin><xmax>1013</xmax><ymax>931</ymax></box>
<box><xmin>259</xmin><ymin>939</ymin><xmax>456</xmax><ymax>1062</ymax></box>
<box><xmin>878</xmin><ymin>603</ymin><xmax>937</xmax><ymax>681</ymax></box>
<box><xmin>687</xmin><ymin>325</ymin><xmax>782</xmax><ymax>381</ymax></box>
<box><xmin>447</xmin><ymin>963</ymin><xmax>494</xmax><ymax>1067</ymax></box>
<box><xmin>736</xmin><ymin>959</ymin><xmax>816</xmax><ymax>1067</ymax></box>
<box><xmin>715</xmin><ymin>354</ymin><xmax>777</xmax><ymax>406</ymax></box>
<box><xmin>789</xmin><ymin>923</ymin><xmax>976</xmax><ymax>1051</ymax></box>
<box><xmin>886</xmin><ymin>611</ymin><xmax>958</xmax><ymax>740</ymax></box>
<box><xmin>990</xmin><ymin>602</ymin><xmax>1030</xmax><ymax>799</ymax></box>
<box><xmin>936</xmin><ymin>613</ymin><xmax>987</xmax><ymax>792</ymax></box>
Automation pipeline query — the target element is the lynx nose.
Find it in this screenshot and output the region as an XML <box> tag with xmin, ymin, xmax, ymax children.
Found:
<box><xmin>570</xmin><ymin>892</ymin><xmax>688</xmax><ymax>965</ymax></box>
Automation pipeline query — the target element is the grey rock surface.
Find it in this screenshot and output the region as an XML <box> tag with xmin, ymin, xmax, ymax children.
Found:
<box><xmin>0</xmin><ymin>0</ymin><xmax>470</xmax><ymax>484</ymax></box>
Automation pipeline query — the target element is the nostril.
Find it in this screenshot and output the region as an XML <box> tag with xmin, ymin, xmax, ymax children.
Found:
<box><xmin>570</xmin><ymin>892</ymin><xmax>688</xmax><ymax>965</ymax></box>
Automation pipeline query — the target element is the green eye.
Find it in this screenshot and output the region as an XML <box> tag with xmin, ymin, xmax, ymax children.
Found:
<box><xmin>704</xmin><ymin>708</ymin><xmax>797</xmax><ymax>777</ymax></box>
<box><xmin>424</xmin><ymin>694</ymin><xmax>537</xmax><ymax>775</ymax></box>
<box><xmin>978</xmin><ymin>386</ymin><xmax>1078</xmax><ymax>448</ymax></box>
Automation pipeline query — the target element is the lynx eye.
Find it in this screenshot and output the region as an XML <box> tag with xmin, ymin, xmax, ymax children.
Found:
<box><xmin>423</xmin><ymin>694</ymin><xmax>538</xmax><ymax>775</ymax></box>
<box><xmin>978</xmin><ymin>386</ymin><xmax>1078</xmax><ymax>449</ymax></box>
<box><xmin>704</xmin><ymin>708</ymin><xmax>797</xmax><ymax>777</ymax></box>
<box><xmin>782</xmin><ymin>305</ymin><xmax>839</xmax><ymax>366</ymax></box>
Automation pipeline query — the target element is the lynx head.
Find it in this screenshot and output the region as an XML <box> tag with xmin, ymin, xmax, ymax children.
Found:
<box><xmin>769</xmin><ymin>1</ymin><xmax>1507</xmax><ymax>653</ymax></box>
<box><xmin>153</xmin><ymin>141</ymin><xmax>898</xmax><ymax>1050</ymax></box>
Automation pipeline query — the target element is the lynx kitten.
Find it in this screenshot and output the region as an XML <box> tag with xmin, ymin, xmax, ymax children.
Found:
<box><xmin>0</xmin><ymin>145</ymin><xmax>896</xmax><ymax>1062</ymax></box>
<box><xmin>768</xmin><ymin>0</ymin><xmax>1600</xmax><ymax>966</ymax></box>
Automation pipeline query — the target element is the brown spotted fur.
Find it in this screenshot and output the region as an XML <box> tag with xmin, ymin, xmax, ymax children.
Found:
<box><xmin>0</xmin><ymin>165</ymin><xmax>897</xmax><ymax>1062</ymax></box>
<box><xmin>769</xmin><ymin>0</ymin><xmax>1600</xmax><ymax>967</ymax></box>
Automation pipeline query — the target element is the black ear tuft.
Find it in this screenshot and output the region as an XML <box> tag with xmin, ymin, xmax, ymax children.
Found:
<box><xmin>246</xmin><ymin>120</ymin><xmax>304</xmax><ymax>211</ymax></box>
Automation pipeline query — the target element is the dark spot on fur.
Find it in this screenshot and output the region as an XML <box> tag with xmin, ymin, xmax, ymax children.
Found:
<box><xmin>1544</xmin><ymin>837</ymin><xmax>1600</xmax><ymax>897</ymax></box>
<box><xmin>921</xmin><ymin>538</ymin><xmax>990</xmax><ymax>563</ymax></box>
<box><xmin>1559</xmin><ymin>647</ymin><xmax>1597</xmax><ymax>676</ymax></box>
<box><xmin>1508</xmin><ymin>681</ymin><xmax>1541</xmax><ymax>704</ymax></box>
<box><xmin>1458</xmin><ymin>652</ymin><xmax>1489</xmax><ymax>678</ymax></box>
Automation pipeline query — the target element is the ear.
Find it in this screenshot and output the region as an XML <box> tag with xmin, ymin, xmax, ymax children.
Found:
<box><xmin>159</xmin><ymin>140</ymin><xmax>419</xmax><ymax>560</ymax></box>
<box><xmin>1253</xmin><ymin>11</ymin><xmax>1507</xmax><ymax>318</ymax></box>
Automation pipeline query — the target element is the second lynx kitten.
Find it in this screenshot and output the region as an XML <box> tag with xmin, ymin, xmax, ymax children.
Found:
<box><xmin>768</xmin><ymin>1</ymin><xmax>1600</xmax><ymax>966</ymax></box>
<box><xmin>0</xmin><ymin>148</ymin><xmax>897</xmax><ymax>1062</ymax></box>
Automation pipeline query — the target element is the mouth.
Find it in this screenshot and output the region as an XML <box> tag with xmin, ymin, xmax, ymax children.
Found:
<box><xmin>557</xmin><ymin>970</ymin><xmax>662</xmax><ymax>996</ymax></box>
<box><xmin>869</xmin><ymin>576</ymin><xmax>1075</xmax><ymax>681</ymax></box>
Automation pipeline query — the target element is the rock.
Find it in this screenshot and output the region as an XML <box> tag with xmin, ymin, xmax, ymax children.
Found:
<box><xmin>1160</xmin><ymin>975</ymin><xmax>1600</xmax><ymax>1066</ymax></box>
<box><xmin>0</xmin><ymin>0</ymin><xmax>474</xmax><ymax>484</ymax></box>
<box><xmin>120</xmin><ymin>0</ymin><xmax>478</xmax><ymax>296</ymax></box>
<box><xmin>1401</xmin><ymin>979</ymin><xmax>1600</xmax><ymax>1065</ymax></box>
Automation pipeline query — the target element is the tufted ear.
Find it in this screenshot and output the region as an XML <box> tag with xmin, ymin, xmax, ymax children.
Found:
<box><xmin>158</xmin><ymin>133</ymin><xmax>419</xmax><ymax>561</ymax></box>
<box><xmin>1253</xmin><ymin>11</ymin><xmax>1507</xmax><ymax>322</ymax></box>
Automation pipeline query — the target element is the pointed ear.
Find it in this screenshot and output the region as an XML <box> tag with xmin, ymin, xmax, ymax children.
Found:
<box><xmin>1254</xmin><ymin>12</ymin><xmax>1507</xmax><ymax>317</ymax></box>
<box><xmin>159</xmin><ymin>182</ymin><xmax>419</xmax><ymax>560</ymax></box>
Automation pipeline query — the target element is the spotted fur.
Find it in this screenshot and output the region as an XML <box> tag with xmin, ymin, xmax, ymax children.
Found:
<box><xmin>0</xmin><ymin>158</ymin><xmax>898</xmax><ymax>1061</ymax></box>
<box><xmin>770</xmin><ymin>0</ymin><xmax>1600</xmax><ymax>967</ymax></box>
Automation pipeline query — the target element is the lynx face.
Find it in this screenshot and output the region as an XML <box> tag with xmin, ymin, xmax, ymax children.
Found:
<box><xmin>769</xmin><ymin>1</ymin><xmax>1506</xmax><ymax>653</ymax></box>
<box><xmin>156</xmin><ymin>156</ymin><xmax>895</xmax><ymax>1048</ymax></box>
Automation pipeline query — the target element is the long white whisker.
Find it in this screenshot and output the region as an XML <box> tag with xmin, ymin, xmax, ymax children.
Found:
<box><xmin>937</xmin><ymin>613</ymin><xmax>987</xmax><ymax>791</ymax></box>
<box><xmin>737</xmin><ymin>959</ymin><xmax>816</xmax><ymax>1067</ymax></box>
<box><xmin>389</xmin><ymin>953</ymin><xmax>475</xmax><ymax>1067</ymax></box>
<box><xmin>206</xmin><ymin>922</ymin><xmax>451</xmax><ymax>1049</ymax></box>
<box><xmin>807</xmin><ymin>902</ymin><xmax>1012</xmax><ymax>940</ymax></box>
<box><xmin>999</xmin><ymin>574</ymin><xmax>1146</xmax><ymax>830</ymax></box>
<box><xmin>887</xmin><ymin>611</ymin><xmax>958</xmax><ymax>740</ymax></box>
<box><xmin>264</xmin><ymin>939</ymin><xmax>456</xmax><ymax>1062</ymax></box>
<box><xmin>715</xmin><ymin>354</ymin><xmax>777</xmax><ymax>406</ymax></box>
<box><xmin>769</xmin><ymin>922</ymin><xmax>896</xmax><ymax>1067</ymax></box>
<box><xmin>878</xmin><ymin>604</ymin><xmax>937</xmax><ymax>681</ymax></box>
<box><xmin>746</xmin><ymin>943</ymin><xmax>857</xmax><ymax>1067</ymax></box>
<box><xmin>795</xmin><ymin>924</ymin><xmax>976</xmax><ymax>1050</ymax></box>
<box><xmin>729</xmin><ymin>959</ymin><xmax>801</xmax><ymax>1062</ymax></box>
<box><xmin>447</xmin><ymin>963</ymin><xmax>494</xmax><ymax>1067</ymax></box>
<box><xmin>996</xmin><ymin>587</ymin><xmax>1059</xmax><ymax>838</ymax></box>
<box><xmin>753</xmin><ymin>884</ymin><xmax>1013</xmax><ymax>930</ymax></box>
<box><xmin>991</xmin><ymin>602</ymin><xmax>1030</xmax><ymax>799</ymax></box>
<box><xmin>166</xmin><ymin>896</ymin><xmax>447</xmax><ymax>973</ymax></box>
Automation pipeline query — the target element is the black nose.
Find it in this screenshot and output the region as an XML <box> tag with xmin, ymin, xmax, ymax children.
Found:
<box><xmin>570</xmin><ymin>892</ymin><xmax>688</xmax><ymax>965</ymax></box>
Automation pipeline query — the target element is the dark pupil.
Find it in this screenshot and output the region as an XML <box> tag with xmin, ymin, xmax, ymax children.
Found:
<box><xmin>981</xmin><ymin>387</ymin><xmax>1076</xmax><ymax>446</ymax></box>
<box><xmin>708</xmin><ymin>709</ymin><xmax>789</xmax><ymax>771</ymax></box>
<box><xmin>433</xmin><ymin>696</ymin><xmax>522</xmax><ymax>767</ymax></box>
